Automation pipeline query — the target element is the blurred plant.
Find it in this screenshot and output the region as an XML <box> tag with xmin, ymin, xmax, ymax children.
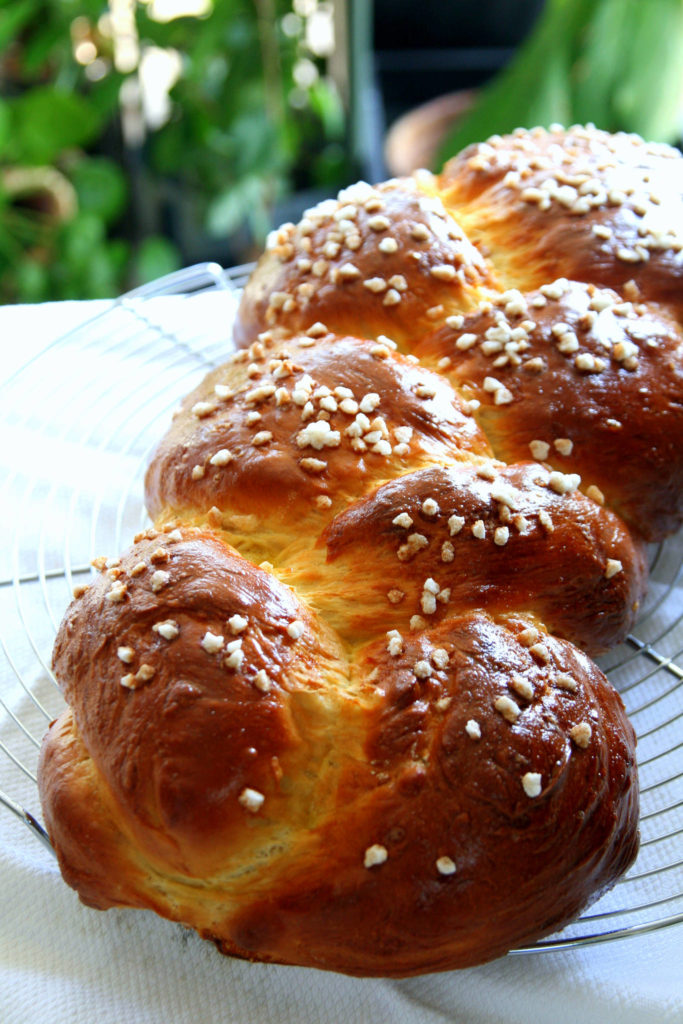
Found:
<box><xmin>437</xmin><ymin>0</ymin><xmax>683</xmax><ymax>164</ymax></box>
<box><xmin>0</xmin><ymin>0</ymin><xmax>347</xmax><ymax>303</ymax></box>
<box><xmin>141</xmin><ymin>0</ymin><xmax>347</xmax><ymax>247</ymax></box>
<box><xmin>0</xmin><ymin>1</ymin><xmax>129</xmax><ymax>300</ymax></box>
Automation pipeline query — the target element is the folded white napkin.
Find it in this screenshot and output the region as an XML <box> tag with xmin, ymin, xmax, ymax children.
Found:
<box><xmin>1</xmin><ymin>295</ymin><xmax>681</xmax><ymax>1024</ymax></box>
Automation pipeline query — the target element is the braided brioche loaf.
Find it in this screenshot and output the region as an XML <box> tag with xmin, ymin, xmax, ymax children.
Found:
<box><xmin>39</xmin><ymin>125</ymin><xmax>683</xmax><ymax>976</ymax></box>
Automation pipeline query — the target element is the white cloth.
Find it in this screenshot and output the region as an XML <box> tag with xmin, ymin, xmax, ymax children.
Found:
<box><xmin>1</xmin><ymin>297</ymin><xmax>681</xmax><ymax>1024</ymax></box>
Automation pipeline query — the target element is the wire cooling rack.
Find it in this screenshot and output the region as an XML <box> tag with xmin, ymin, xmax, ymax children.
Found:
<box><xmin>0</xmin><ymin>262</ymin><xmax>681</xmax><ymax>956</ymax></box>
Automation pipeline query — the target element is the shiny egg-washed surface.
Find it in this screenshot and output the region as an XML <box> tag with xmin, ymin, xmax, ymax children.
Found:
<box><xmin>36</xmin><ymin>128</ymin><xmax>683</xmax><ymax>975</ymax></box>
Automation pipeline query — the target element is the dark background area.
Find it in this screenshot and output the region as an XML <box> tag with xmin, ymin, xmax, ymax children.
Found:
<box><xmin>373</xmin><ymin>0</ymin><xmax>545</xmax><ymax>126</ymax></box>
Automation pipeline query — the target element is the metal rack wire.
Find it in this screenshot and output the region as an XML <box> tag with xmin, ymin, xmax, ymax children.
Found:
<box><xmin>1</xmin><ymin>261</ymin><xmax>681</xmax><ymax>954</ymax></box>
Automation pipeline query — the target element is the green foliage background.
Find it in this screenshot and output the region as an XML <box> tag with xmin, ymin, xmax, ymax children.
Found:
<box><xmin>3</xmin><ymin>0</ymin><xmax>682</xmax><ymax>303</ymax></box>
<box><xmin>0</xmin><ymin>0</ymin><xmax>346</xmax><ymax>303</ymax></box>
<box><xmin>437</xmin><ymin>0</ymin><xmax>683</xmax><ymax>164</ymax></box>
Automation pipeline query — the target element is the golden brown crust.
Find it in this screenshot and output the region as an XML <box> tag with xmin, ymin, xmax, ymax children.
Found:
<box><xmin>39</xmin><ymin>506</ymin><xmax>643</xmax><ymax>978</ymax></box>
<box><xmin>41</xmin><ymin>124</ymin><xmax>682</xmax><ymax>977</ymax></box>
<box><xmin>440</xmin><ymin>125</ymin><xmax>683</xmax><ymax>314</ymax></box>
<box><xmin>231</xmin><ymin>126</ymin><xmax>683</xmax><ymax>548</ymax></box>
<box><xmin>49</xmin><ymin>527</ymin><xmax>349</xmax><ymax>878</ymax></box>
<box><xmin>225</xmin><ymin>614</ymin><xmax>638</xmax><ymax>975</ymax></box>
<box><xmin>234</xmin><ymin>174</ymin><xmax>496</xmax><ymax>349</ymax></box>
<box><xmin>144</xmin><ymin>330</ymin><xmax>491</xmax><ymax>562</ymax></box>
<box><xmin>40</xmin><ymin>512</ymin><xmax>642</xmax><ymax>974</ymax></box>
<box><xmin>43</xmin><ymin>593</ymin><xmax>639</xmax><ymax>975</ymax></box>
<box><xmin>39</xmin><ymin>711</ymin><xmax>164</xmax><ymax>912</ymax></box>
<box><xmin>414</xmin><ymin>279</ymin><xmax>683</xmax><ymax>541</ymax></box>
<box><xmin>317</xmin><ymin>461</ymin><xmax>647</xmax><ymax>654</ymax></box>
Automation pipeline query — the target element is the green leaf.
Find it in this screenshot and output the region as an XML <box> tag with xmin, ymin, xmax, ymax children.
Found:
<box><xmin>311</xmin><ymin>142</ymin><xmax>349</xmax><ymax>187</ymax></box>
<box><xmin>306</xmin><ymin>81</ymin><xmax>345</xmax><ymax>139</ymax></box>
<box><xmin>571</xmin><ymin>0</ymin><xmax>635</xmax><ymax>129</ymax></box>
<box><xmin>53</xmin><ymin>216</ymin><xmax>128</xmax><ymax>299</ymax></box>
<box><xmin>14</xmin><ymin>257</ymin><xmax>49</xmax><ymax>303</ymax></box>
<box><xmin>131</xmin><ymin>236</ymin><xmax>181</xmax><ymax>285</ymax></box>
<box><xmin>9</xmin><ymin>87</ymin><xmax>103</xmax><ymax>164</ymax></box>
<box><xmin>612</xmin><ymin>0</ymin><xmax>683</xmax><ymax>141</ymax></box>
<box><xmin>436</xmin><ymin>0</ymin><xmax>599</xmax><ymax>164</ymax></box>
<box><xmin>206</xmin><ymin>175</ymin><xmax>270</xmax><ymax>237</ymax></box>
<box><xmin>436</xmin><ymin>0</ymin><xmax>683</xmax><ymax>164</ymax></box>
<box><xmin>0</xmin><ymin>99</ymin><xmax>11</xmax><ymax>155</ymax></box>
<box><xmin>20</xmin><ymin>20</ymin><xmax>72</xmax><ymax>78</ymax></box>
<box><xmin>0</xmin><ymin>0</ymin><xmax>39</xmax><ymax>53</ymax></box>
<box><xmin>70</xmin><ymin>157</ymin><xmax>128</xmax><ymax>225</ymax></box>
<box><xmin>61</xmin><ymin>211</ymin><xmax>105</xmax><ymax>266</ymax></box>
<box><xmin>77</xmin><ymin>239</ymin><xmax>128</xmax><ymax>298</ymax></box>
<box><xmin>225</xmin><ymin>110</ymin><xmax>281</xmax><ymax>177</ymax></box>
